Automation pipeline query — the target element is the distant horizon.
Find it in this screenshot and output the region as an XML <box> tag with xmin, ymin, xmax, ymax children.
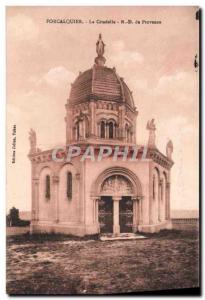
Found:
<box><xmin>7</xmin><ymin>208</ymin><xmax>199</xmax><ymax>213</ymax></box>
<box><xmin>7</xmin><ymin>208</ymin><xmax>199</xmax><ymax>222</ymax></box>
<box><xmin>14</xmin><ymin>209</ymin><xmax>197</xmax><ymax>212</ymax></box>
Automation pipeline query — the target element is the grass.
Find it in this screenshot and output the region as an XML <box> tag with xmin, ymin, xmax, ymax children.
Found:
<box><xmin>6</xmin><ymin>230</ymin><xmax>199</xmax><ymax>295</ymax></box>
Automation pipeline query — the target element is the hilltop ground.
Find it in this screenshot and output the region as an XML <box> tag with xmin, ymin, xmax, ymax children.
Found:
<box><xmin>7</xmin><ymin>230</ymin><xmax>199</xmax><ymax>295</ymax></box>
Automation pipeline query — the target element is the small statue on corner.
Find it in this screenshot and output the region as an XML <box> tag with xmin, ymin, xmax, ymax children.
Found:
<box><xmin>29</xmin><ymin>128</ymin><xmax>37</xmax><ymax>154</ymax></box>
<box><xmin>166</xmin><ymin>140</ymin><xmax>173</xmax><ymax>160</ymax></box>
<box><xmin>146</xmin><ymin>119</ymin><xmax>156</xmax><ymax>148</ymax></box>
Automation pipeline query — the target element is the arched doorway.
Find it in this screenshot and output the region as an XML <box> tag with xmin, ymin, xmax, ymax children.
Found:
<box><xmin>91</xmin><ymin>167</ymin><xmax>143</xmax><ymax>235</ymax></box>
<box><xmin>99</xmin><ymin>175</ymin><xmax>134</xmax><ymax>234</ymax></box>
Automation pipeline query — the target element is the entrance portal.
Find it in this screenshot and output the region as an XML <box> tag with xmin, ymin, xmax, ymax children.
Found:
<box><xmin>98</xmin><ymin>196</ymin><xmax>113</xmax><ymax>233</ymax></box>
<box><xmin>96</xmin><ymin>173</ymin><xmax>140</xmax><ymax>235</ymax></box>
<box><xmin>119</xmin><ymin>196</ymin><xmax>133</xmax><ymax>233</ymax></box>
<box><xmin>98</xmin><ymin>196</ymin><xmax>134</xmax><ymax>234</ymax></box>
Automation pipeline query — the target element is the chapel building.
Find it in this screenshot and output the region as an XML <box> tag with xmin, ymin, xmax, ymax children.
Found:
<box><xmin>29</xmin><ymin>34</ymin><xmax>174</xmax><ymax>236</ymax></box>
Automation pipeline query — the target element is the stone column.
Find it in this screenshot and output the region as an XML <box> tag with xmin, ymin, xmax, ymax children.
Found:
<box><xmin>91</xmin><ymin>196</ymin><xmax>100</xmax><ymax>224</ymax></box>
<box><xmin>149</xmin><ymin>187</ymin><xmax>154</xmax><ymax>225</ymax></box>
<box><xmin>90</xmin><ymin>101</ymin><xmax>96</xmax><ymax>137</ymax></box>
<box><xmin>97</xmin><ymin>123</ymin><xmax>100</xmax><ymax>138</ymax></box>
<box><xmin>137</xmin><ymin>196</ymin><xmax>143</xmax><ymax>225</ymax></box>
<box><xmin>66</xmin><ymin>104</ymin><xmax>72</xmax><ymax>144</ymax></box>
<box><xmin>113</xmin><ymin>123</ymin><xmax>115</xmax><ymax>139</ymax></box>
<box><xmin>79</xmin><ymin>121</ymin><xmax>83</xmax><ymax>140</ymax></box>
<box><xmin>106</xmin><ymin>122</ymin><xmax>109</xmax><ymax>139</ymax></box>
<box><xmin>162</xmin><ymin>180</ymin><xmax>166</xmax><ymax>221</ymax></box>
<box><xmin>132</xmin><ymin>196</ymin><xmax>138</xmax><ymax>232</ymax></box>
<box><xmin>149</xmin><ymin>199</ymin><xmax>153</xmax><ymax>224</ymax></box>
<box><xmin>82</xmin><ymin>120</ymin><xmax>85</xmax><ymax>139</ymax></box>
<box><xmin>112</xmin><ymin>196</ymin><xmax>121</xmax><ymax>235</ymax></box>
<box><xmin>133</xmin><ymin>111</ymin><xmax>138</xmax><ymax>144</ymax></box>
<box><xmin>119</xmin><ymin>105</ymin><xmax>125</xmax><ymax>140</ymax></box>
<box><xmin>166</xmin><ymin>182</ymin><xmax>171</xmax><ymax>220</ymax></box>
<box><xmin>31</xmin><ymin>179</ymin><xmax>35</xmax><ymax>222</ymax></box>
<box><xmin>52</xmin><ymin>175</ymin><xmax>59</xmax><ymax>223</ymax></box>
<box><xmin>32</xmin><ymin>178</ymin><xmax>39</xmax><ymax>221</ymax></box>
<box><xmin>75</xmin><ymin>173</ymin><xmax>82</xmax><ymax>222</ymax></box>
<box><xmin>158</xmin><ymin>179</ymin><xmax>163</xmax><ymax>222</ymax></box>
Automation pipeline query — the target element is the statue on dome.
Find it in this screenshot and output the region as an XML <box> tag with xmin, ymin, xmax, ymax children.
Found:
<box><xmin>96</xmin><ymin>34</ymin><xmax>105</xmax><ymax>57</ymax></box>
<box><xmin>146</xmin><ymin>119</ymin><xmax>156</xmax><ymax>148</ymax></box>
<box><xmin>29</xmin><ymin>128</ymin><xmax>37</xmax><ymax>154</ymax></box>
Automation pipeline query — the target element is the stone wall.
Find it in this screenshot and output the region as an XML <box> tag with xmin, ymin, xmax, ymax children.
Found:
<box><xmin>171</xmin><ymin>218</ymin><xmax>199</xmax><ymax>231</ymax></box>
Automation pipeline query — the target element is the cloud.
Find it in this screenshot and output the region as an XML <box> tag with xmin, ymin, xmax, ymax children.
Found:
<box><xmin>7</xmin><ymin>14</ymin><xmax>39</xmax><ymax>41</ymax></box>
<box><xmin>155</xmin><ymin>71</ymin><xmax>198</xmax><ymax>104</ymax></box>
<box><xmin>130</xmin><ymin>78</ymin><xmax>148</xmax><ymax>92</ymax></box>
<box><xmin>158</xmin><ymin>72</ymin><xmax>188</xmax><ymax>85</ymax></box>
<box><xmin>110</xmin><ymin>40</ymin><xmax>144</xmax><ymax>65</ymax></box>
<box><xmin>158</xmin><ymin>115</ymin><xmax>196</xmax><ymax>138</ymax></box>
<box><xmin>38</xmin><ymin>66</ymin><xmax>75</xmax><ymax>88</ymax></box>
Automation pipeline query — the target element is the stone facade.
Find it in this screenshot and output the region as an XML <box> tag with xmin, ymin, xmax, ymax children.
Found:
<box><xmin>29</xmin><ymin>35</ymin><xmax>174</xmax><ymax>236</ymax></box>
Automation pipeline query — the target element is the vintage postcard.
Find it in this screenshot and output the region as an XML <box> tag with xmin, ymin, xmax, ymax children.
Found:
<box><xmin>6</xmin><ymin>6</ymin><xmax>200</xmax><ymax>295</ymax></box>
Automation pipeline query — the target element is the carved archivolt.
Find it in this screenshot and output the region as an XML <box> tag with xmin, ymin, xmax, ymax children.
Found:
<box><xmin>101</xmin><ymin>175</ymin><xmax>133</xmax><ymax>195</ymax></box>
<box><xmin>91</xmin><ymin>167</ymin><xmax>143</xmax><ymax>197</ymax></box>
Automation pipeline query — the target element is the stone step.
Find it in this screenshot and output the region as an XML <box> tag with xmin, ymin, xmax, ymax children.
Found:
<box><xmin>100</xmin><ymin>233</ymin><xmax>146</xmax><ymax>241</ymax></box>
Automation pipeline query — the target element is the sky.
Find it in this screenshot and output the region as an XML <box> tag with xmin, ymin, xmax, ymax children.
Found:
<box><xmin>7</xmin><ymin>6</ymin><xmax>199</xmax><ymax>212</ymax></box>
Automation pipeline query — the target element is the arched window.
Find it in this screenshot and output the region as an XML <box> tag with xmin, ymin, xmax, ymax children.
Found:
<box><xmin>161</xmin><ymin>179</ymin><xmax>163</xmax><ymax>201</ymax></box>
<box><xmin>125</xmin><ymin>124</ymin><xmax>129</xmax><ymax>142</ymax></box>
<box><xmin>153</xmin><ymin>175</ymin><xmax>155</xmax><ymax>199</ymax></box>
<box><xmin>76</xmin><ymin>122</ymin><xmax>80</xmax><ymax>140</ymax></box>
<box><xmin>127</xmin><ymin>129</ymin><xmax>130</xmax><ymax>142</ymax></box>
<box><xmin>85</xmin><ymin>117</ymin><xmax>89</xmax><ymax>138</ymax></box>
<box><xmin>67</xmin><ymin>172</ymin><xmax>72</xmax><ymax>199</ymax></box>
<box><xmin>163</xmin><ymin>172</ymin><xmax>167</xmax><ymax>220</ymax></box>
<box><xmin>45</xmin><ymin>175</ymin><xmax>50</xmax><ymax>200</ymax></box>
<box><xmin>100</xmin><ymin>121</ymin><xmax>105</xmax><ymax>138</ymax></box>
<box><xmin>129</xmin><ymin>128</ymin><xmax>133</xmax><ymax>143</ymax></box>
<box><xmin>108</xmin><ymin>122</ymin><xmax>114</xmax><ymax>139</ymax></box>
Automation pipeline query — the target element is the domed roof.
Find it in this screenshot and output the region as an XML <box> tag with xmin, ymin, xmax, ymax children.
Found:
<box><xmin>69</xmin><ymin>34</ymin><xmax>135</xmax><ymax>108</ymax></box>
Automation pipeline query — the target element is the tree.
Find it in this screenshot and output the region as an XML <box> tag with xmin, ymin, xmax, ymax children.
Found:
<box><xmin>9</xmin><ymin>207</ymin><xmax>20</xmax><ymax>226</ymax></box>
